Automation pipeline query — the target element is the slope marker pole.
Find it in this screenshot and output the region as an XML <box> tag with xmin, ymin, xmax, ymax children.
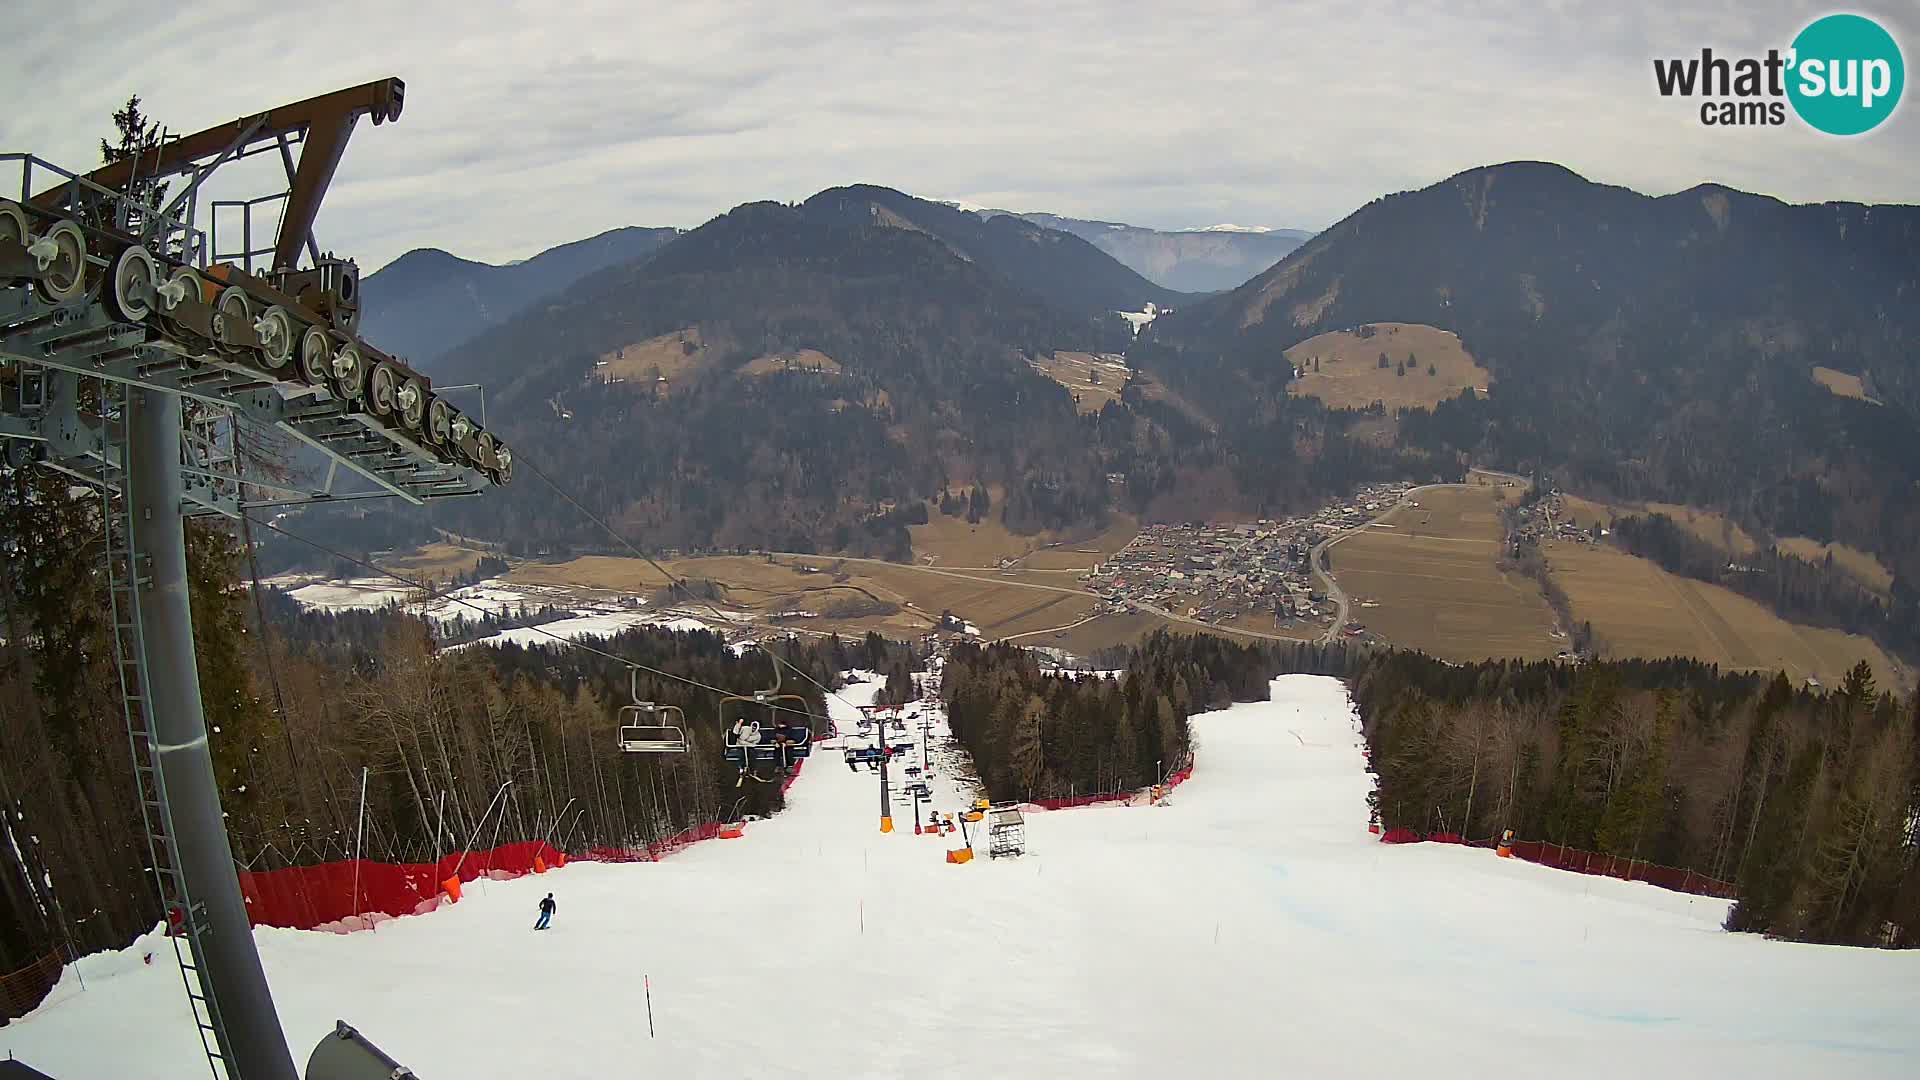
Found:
<box><xmin>645</xmin><ymin>974</ymin><xmax>655</xmax><ymax>1038</ymax></box>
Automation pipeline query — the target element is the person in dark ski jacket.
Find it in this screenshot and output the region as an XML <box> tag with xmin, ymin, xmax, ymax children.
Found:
<box><xmin>535</xmin><ymin>893</ymin><xmax>556</xmax><ymax>930</ymax></box>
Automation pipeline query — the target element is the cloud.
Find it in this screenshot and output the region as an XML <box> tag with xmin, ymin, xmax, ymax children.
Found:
<box><xmin>6</xmin><ymin>0</ymin><xmax>1914</xmax><ymax>270</ymax></box>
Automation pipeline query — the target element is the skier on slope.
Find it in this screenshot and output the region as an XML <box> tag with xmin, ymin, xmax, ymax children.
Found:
<box><xmin>534</xmin><ymin>893</ymin><xmax>556</xmax><ymax>930</ymax></box>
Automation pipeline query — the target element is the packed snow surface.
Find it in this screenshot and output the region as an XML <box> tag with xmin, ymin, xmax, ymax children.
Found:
<box><xmin>6</xmin><ymin>676</ymin><xmax>1916</xmax><ymax>1077</ymax></box>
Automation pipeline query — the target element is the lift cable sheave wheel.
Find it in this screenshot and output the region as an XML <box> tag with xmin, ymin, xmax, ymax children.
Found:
<box><xmin>0</xmin><ymin>76</ymin><xmax>514</xmax><ymax>1080</ymax></box>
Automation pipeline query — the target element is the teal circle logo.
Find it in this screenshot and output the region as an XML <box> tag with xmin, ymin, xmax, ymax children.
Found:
<box><xmin>1787</xmin><ymin>14</ymin><xmax>1905</xmax><ymax>135</ymax></box>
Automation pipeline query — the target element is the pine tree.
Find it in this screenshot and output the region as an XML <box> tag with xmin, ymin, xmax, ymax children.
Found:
<box><xmin>100</xmin><ymin>95</ymin><xmax>170</xmax><ymax>225</ymax></box>
<box><xmin>1009</xmin><ymin>694</ymin><xmax>1047</xmax><ymax>798</ymax></box>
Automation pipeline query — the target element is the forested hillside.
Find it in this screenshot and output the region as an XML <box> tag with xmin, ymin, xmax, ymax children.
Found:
<box><xmin>1138</xmin><ymin>161</ymin><xmax>1920</xmax><ymax>652</ymax></box>
<box><xmin>410</xmin><ymin>198</ymin><xmax>1145</xmax><ymax>557</ymax></box>
<box><xmin>804</xmin><ymin>187</ymin><xmax>1190</xmax><ymax>314</ymax></box>
<box><xmin>359</xmin><ymin>226</ymin><xmax>680</xmax><ymax>375</ymax></box>
<box><xmin>1606</xmin><ymin>511</ymin><xmax>1915</xmax><ymax>662</ymax></box>
<box><xmin>0</xmin><ymin>475</ymin><xmax>914</xmax><ymax>969</ymax></box>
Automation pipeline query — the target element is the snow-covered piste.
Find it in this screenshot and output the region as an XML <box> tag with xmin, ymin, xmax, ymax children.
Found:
<box><xmin>6</xmin><ymin>675</ymin><xmax>1917</xmax><ymax>1077</ymax></box>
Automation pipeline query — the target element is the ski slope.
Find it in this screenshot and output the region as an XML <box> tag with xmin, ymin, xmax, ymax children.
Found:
<box><xmin>6</xmin><ymin>675</ymin><xmax>1917</xmax><ymax>1077</ymax></box>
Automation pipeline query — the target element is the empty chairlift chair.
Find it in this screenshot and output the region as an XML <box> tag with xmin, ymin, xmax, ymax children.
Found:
<box><xmin>615</xmin><ymin>668</ymin><xmax>690</xmax><ymax>754</ymax></box>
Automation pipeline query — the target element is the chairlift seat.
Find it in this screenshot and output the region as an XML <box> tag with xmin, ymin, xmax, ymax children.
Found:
<box><xmin>619</xmin><ymin>725</ymin><xmax>690</xmax><ymax>753</ymax></box>
<box><xmin>617</xmin><ymin>700</ymin><xmax>690</xmax><ymax>754</ymax></box>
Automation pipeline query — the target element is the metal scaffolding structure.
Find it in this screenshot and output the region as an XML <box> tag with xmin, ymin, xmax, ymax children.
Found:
<box><xmin>1</xmin><ymin>78</ymin><xmax>492</xmax><ymax>1080</ymax></box>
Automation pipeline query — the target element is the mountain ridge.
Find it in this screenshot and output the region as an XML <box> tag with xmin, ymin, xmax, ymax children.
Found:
<box><xmin>1138</xmin><ymin>160</ymin><xmax>1920</xmax><ymax>617</ymax></box>
<box><xmin>989</xmin><ymin>209</ymin><xmax>1312</xmax><ymax>292</ymax></box>
<box><xmin>358</xmin><ymin>224</ymin><xmax>682</xmax><ymax>375</ymax></box>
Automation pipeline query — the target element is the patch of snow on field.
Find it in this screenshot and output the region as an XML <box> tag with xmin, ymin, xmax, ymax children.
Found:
<box><xmin>1116</xmin><ymin>302</ymin><xmax>1161</xmax><ymax>334</ymax></box>
<box><xmin>6</xmin><ymin>676</ymin><xmax>1917</xmax><ymax>1078</ymax></box>
<box><xmin>276</xmin><ymin>578</ymin><xmax>416</xmax><ymax>610</ymax></box>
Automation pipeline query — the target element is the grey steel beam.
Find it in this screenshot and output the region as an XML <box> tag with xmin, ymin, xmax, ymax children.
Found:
<box><xmin>129</xmin><ymin>387</ymin><xmax>298</xmax><ymax>1080</ymax></box>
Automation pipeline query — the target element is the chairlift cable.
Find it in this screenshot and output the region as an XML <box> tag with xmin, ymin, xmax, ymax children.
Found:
<box><xmin>511</xmin><ymin>451</ymin><xmax>874</xmax><ymax>717</ymax></box>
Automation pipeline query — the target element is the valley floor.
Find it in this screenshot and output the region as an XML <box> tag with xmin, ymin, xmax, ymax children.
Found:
<box><xmin>11</xmin><ymin>677</ymin><xmax>1915</xmax><ymax>1077</ymax></box>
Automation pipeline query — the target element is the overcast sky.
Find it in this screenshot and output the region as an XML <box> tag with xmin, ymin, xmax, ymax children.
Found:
<box><xmin>9</xmin><ymin>0</ymin><xmax>1916</xmax><ymax>271</ymax></box>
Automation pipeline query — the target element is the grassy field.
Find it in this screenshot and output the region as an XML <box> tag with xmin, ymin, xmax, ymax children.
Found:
<box><xmin>739</xmin><ymin>349</ymin><xmax>841</xmax><ymax>377</ymax></box>
<box><xmin>1029</xmin><ymin>352</ymin><xmax>1129</xmax><ymax>413</ymax></box>
<box><xmin>1047</xmin><ymin>611</ymin><xmax>1170</xmax><ymax>656</ymax></box>
<box><xmin>596</xmin><ymin>328</ymin><xmax>707</xmax><ymax>385</ymax></box>
<box><xmin>1040</xmin><ymin>609</ymin><xmax>1317</xmax><ymax>658</ymax></box>
<box><xmin>907</xmin><ymin>507</ymin><xmax>1138</xmax><ymax>569</ymax></box>
<box><xmin>1015</xmin><ymin>516</ymin><xmax>1139</xmax><ymax>570</ymax></box>
<box><xmin>1561</xmin><ymin>494</ymin><xmax>1893</xmax><ymax>595</ymax></box>
<box><xmin>796</xmin><ymin>558</ymin><xmax>1100</xmax><ymax>640</ymax></box>
<box><xmin>1774</xmin><ymin>536</ymin><xmax>1895</xmax><ymax>595</ymax></box>
<box><xmin>909</xmin><ymin>505</ymin><xmax>1038</xmax><ymax>566</ymax></box>
<box><xmin>1811</xmin><ymin>365</ymin><xmax>1880</xmax><ymax>404</ymax></box>
<box><xmin>1328</xmin><ymin>485</ymin><xmax>1563</xmax><ymax>661</ymax></box>
<box><xmin>376</xmin><ymin>542</ymin><xmax>491</xmax><ymax>580</ymax></box>
<box><xmin>1284</xmin><ymin>323</ymin><xmax>1490</xmax><ymax>412</ymax></box>
<box><xmin>1544</xmin><ymin>540</ymin><xmax>1909</xmax><ymax>691</ymax></box>
<box><xmin>1560</xmin><ymin>494</ymin><xmax>1758</xmax><ymax>553</ymax></box>
<box><xmin>1643</xmin><ymin>501</ymin><xmax>1760</xmax><ymax>553</ymax></box>
<box><xmin>510</xmin><ymin>552</ymin><xmax>1101</xmax><ymax>643</ymax></box>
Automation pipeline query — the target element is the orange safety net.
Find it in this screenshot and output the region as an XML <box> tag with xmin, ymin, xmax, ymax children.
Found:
<box><xmin>0</xmin><ymin>949</ymin><xmax>65</xmax><ymax>1023</ymax></box>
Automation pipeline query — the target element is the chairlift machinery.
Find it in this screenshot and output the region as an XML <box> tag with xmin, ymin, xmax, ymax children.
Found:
<box><xmin>2</xmin><ymin>78</ymin><xmax>514</xmax><ymax>513</ymax></box>
<box><xmin>1</xmin><ymin>78</ymin><xmax>513</xmax><ymax>1080</ymax></box>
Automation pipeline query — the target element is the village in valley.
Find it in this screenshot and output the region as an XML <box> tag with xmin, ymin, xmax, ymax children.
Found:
<box><xmin>1078</xmin><ymin>481</ymin><xmax>1415</xmax><ymax>631</ymax></box>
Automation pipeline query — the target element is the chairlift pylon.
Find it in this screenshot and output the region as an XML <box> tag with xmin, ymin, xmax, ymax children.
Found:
<box><xmin>616</xmin><ymin>668</ymin><xmax>690</xmax><ymax>754</ymax></box>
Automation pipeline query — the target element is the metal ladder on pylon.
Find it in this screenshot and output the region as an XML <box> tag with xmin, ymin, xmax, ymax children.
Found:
<box><xmin>99</xmin><ymin>381</ymin><xmax>235</xmax><ymax>1080</ymax></box>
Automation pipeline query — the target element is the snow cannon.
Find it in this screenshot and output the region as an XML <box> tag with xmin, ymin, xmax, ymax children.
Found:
<box><xmin>720</xmin><ymin>822</ymin><xmax>746</xmax><ymax>840</ymax></box>
<box><xmin>946</xmin><ymin>847</ymin><xmax>974</xmax><ymax>864</ymax></box>
<box><xmin>1497</xmin><ymin>829</ymin><xmax>1514</xmax><ymax>858</ymax></box>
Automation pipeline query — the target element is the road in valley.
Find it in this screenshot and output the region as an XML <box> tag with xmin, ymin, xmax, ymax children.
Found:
<box><xmin>1309</xmin><ymin>484</ymin><xmax>1460</xmax><ymax>644</ymax></box>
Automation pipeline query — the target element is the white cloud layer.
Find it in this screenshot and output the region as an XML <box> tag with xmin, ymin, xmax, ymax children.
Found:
<box><xmin>6</xmin><ymin>0</ymin><xmax>1915</xmax><ymax>271</ymax></box>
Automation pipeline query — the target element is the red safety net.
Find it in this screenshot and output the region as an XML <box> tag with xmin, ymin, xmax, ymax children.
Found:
<box><xmin>1504</xmin><ymin>839</ymin><xmax>1738</xmax><ymax>899</ymax></box>
<box><xmin>238</xmin><ymin>839</ymin><xmax>568</xmax><ymax>931</ymax></box>
<box><xmin>1373</xmin><ymin>830</ymin><xmax>1737</xmax><ymax>899</ymax></box>
<box><xmin>1027</xmin><ymin>762</ymin><xmax>1194</xmax><ymax>811</ymax></box>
